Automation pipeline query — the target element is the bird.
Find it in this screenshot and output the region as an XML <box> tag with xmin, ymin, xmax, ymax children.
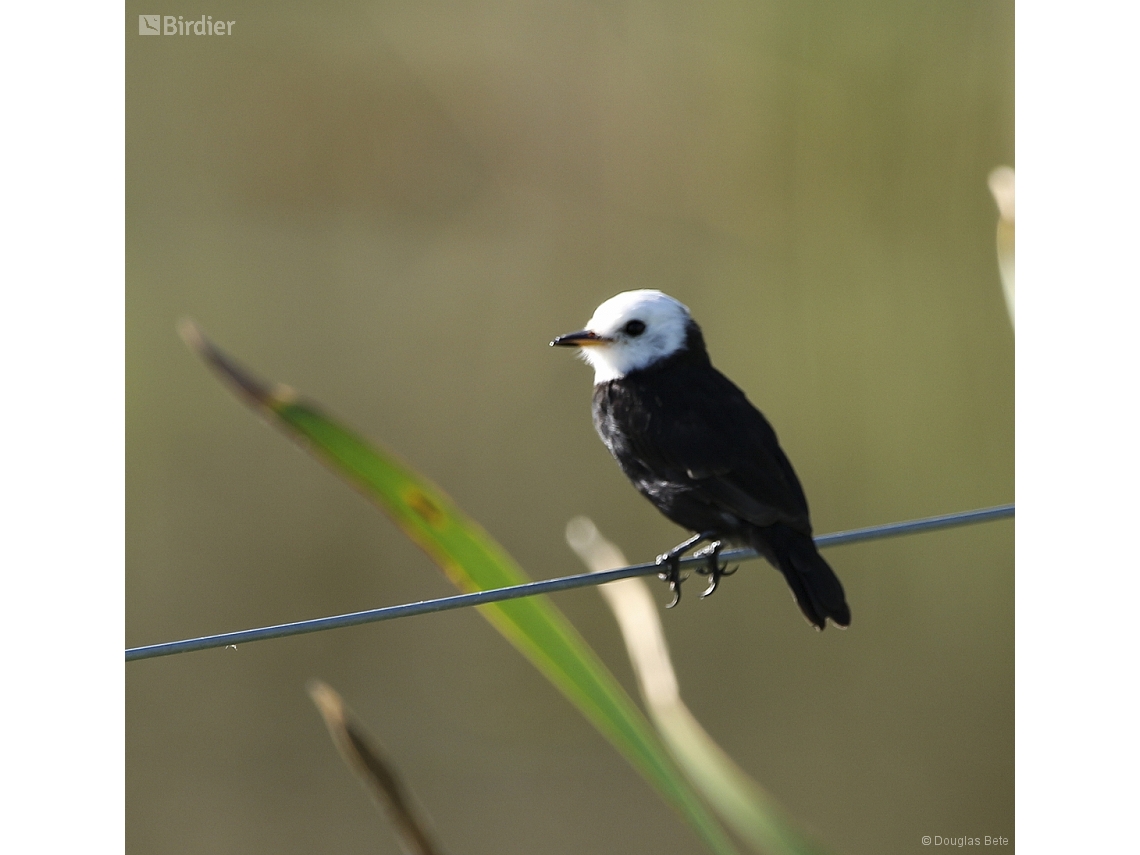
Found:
<box><xmin>551</xmin><ymin>290</ymin><xmax>850</xmax><ymax>630</ymax></box>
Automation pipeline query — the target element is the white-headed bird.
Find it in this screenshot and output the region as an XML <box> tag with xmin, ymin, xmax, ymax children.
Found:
<box><xmin>553</xmin><ymin>290</ymin><xmax>850</xmax><ymax>630</ymax></box>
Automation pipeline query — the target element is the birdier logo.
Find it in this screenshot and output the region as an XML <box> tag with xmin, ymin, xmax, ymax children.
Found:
<box><xmin>138</xmin><ymin>15</ymin><xmax>236</xmax><ymax>36</ymax></box>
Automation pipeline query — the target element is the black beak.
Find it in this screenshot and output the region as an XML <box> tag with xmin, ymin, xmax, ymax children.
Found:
<box><xmin>550</xmin><ymin>330</ymin><xmax>608</xmax><ymax>347</ymax></box>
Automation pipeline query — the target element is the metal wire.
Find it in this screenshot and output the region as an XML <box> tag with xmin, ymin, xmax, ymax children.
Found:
<box><xmin>126</xmin><ymin>503</ymin><xmax>1013</xmax><ymax>662</ymax></box>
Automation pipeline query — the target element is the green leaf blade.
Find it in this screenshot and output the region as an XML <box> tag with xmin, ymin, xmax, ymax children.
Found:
<box><xmin>185</xmin><ymin>325</ymin><xmax>739</xmax><ymax>855</ymax></box>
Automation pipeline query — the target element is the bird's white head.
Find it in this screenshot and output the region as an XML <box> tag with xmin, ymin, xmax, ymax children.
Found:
<box><xmin>552</xmin><ymin>290</ymin><xmax>693</xmax><ymax>384</ymax></box>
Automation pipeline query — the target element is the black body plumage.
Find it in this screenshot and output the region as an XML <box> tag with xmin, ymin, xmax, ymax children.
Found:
<box><xmin>591</xmin><ymin>321</ymin><xmax>850</xmax><ymax>629</ymax></box>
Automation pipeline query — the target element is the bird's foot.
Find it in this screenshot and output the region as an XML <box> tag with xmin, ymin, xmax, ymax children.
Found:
<box><xmin>692</xmin><ymin>541</ymin><xmax>734</xmax><ymax>598</ymax></box>
<box><xmin>700</xmin><ymin>564</ymin><xmax>740</xmax><ymax>598</ymax></box>
<box><xmin>655</xmin><ymin>531</ymin><xmax>716</xmax><ymax>608</ymax></box>
<box><xmin>655</xmin><ymin>554</ymin><xmax>688</xmax><ymax>608</ymax></box>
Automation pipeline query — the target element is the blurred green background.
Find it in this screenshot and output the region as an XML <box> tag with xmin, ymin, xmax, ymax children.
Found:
<box><xmin>126</xmin><ymin>2</ymin><xmax>1013</xmax><ymax>853</ymax></box>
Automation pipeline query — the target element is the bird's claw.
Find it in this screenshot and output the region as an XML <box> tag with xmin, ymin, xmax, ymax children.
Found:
<box><xmin>693</xmin><ymin>542</ymin><xmax>732</xmax><ymax>599</ymax></box>
<box><xmin>699</xmin><ymin>563</ymin><xmax>739</xmax><ymax>598</ymax></box>
<box><xmin>655</xmin><ymin>531</ymin><xmax>716</xmax><ymax>608</ymax></box>
<box><xmin>656</xmin><ymin>554</ymin><xmax>688</xmax><ymax>608</ymax></box>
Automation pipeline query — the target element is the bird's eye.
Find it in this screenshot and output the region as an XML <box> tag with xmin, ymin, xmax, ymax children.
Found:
<box><xmin>623</xmin><ymin>320</ymin><xmax>646</xmax><ymax>336</ymax></box>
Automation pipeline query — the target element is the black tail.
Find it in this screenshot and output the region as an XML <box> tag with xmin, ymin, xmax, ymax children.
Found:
<box><xmin>751</xmin><ymin>524</ymin><xmax>850</xmax><ymax>630</ymax></box>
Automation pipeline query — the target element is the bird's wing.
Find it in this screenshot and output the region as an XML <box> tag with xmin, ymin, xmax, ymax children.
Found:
<box><xmin>628</xmin><ymin>363</ymin><xmax>813</xmax><ymax>533</ymax></box>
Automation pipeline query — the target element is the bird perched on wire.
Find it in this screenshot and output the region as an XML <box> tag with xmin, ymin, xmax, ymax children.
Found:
<box><xmin>552</xmin><ymin>290</ymin><xmax>850</xmax><ymax>630</ymax></box>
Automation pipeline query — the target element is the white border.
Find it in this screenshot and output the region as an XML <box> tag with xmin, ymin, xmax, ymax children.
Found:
<box><xmin>1017</xmin><ymin>3</ymin><xmax>1140</xmax><ymax>852</ymax></box>
<box><xmin>1</xmin><ymin>2</ymin><xmax>124</xmax><ymax>849</ymax></box>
